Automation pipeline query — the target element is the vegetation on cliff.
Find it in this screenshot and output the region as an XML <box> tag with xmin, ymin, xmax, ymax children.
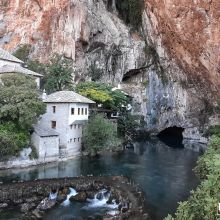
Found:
<box><xmin>43</xmin><ymin>54</ymin><xmax>74</xmax><ymax>93</ymax></box>
<box><xmin>0</xmin><ymin>74</ymin><xmax>46</xmax><ymax>159</ymax></box>
<box><xmin>166</xmin><ymin>131</ymin><xmax>220</xmax><ymax>220</ymax></box>
<box><xmin>13</xmin><ymin>46</ymin><xmax>74</xmax><ymax>93</ymax></box>
<box><xmin>115</xmin><ymin>0</ymin><xmax>145</xmax><ymax>29</ymax></box>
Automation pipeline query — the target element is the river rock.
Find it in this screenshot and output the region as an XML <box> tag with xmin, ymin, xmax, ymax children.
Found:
<box><xmin>0</xmin><ymin>203</ymin><xmax>8</xmax><ymax>208</ymax></box>
<box><xmin>69</xmin><ymin>192</ymin><xmax>87</xmax><ymax>202</ymax></box>
<box><xmin>36</xmin><ymin>198</ymin><xmax>56</xmax><ymax>211</ymax></box>
<box><xmin>85</xmin><ymin>191</ymin><xmax>96</xmax><ymax>199</ymax></box>
<box><xmin>21</xmin><ymin>202</ymin><xmax>35</xmax><ymax>212</ymax></box>
<box><xmin>57</xmin><ymin>194</ymin><xmax>67</xmax><ymax>202</ymax></box>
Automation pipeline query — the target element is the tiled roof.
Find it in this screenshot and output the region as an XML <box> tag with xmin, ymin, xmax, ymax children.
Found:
<box><xmin>44</xmin><ymin>91</ymin><xmax>96</xmax><ymax>104</ymax></box>
<box><xmin>0</xmin><ymin>65</ymin><xmax>43</xmax><ymax>77</ymax></box>
<box><xmin>0</xmin><ymin>48</ymin><xmax>24</xmax><ymax>63</ymax></box>
<box><xmin>33</xmin><ymin>125</ymin><xmax>59</xmax><ymax>137</ymax></box>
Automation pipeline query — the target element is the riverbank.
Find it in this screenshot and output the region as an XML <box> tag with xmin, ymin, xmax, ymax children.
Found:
<box><xmin>0</xmin><ymin>146</ymin><xmax>81</xmax><ymax>170</ymax></box>
<box><xmin>0</xmin><ymin>176</ymin><xmax>149</xmax><ymax>220</ymax></box>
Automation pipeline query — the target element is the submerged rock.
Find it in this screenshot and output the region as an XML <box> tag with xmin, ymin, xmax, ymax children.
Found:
<box><xmin>69</xmin><ymin>192</ymin><xmax>87</xmax><ymax>202</ymax></box>
<box><xmin>36</xmin><ymin>198</ymin><xmax>56</xmax><ymax>211</ymax></box>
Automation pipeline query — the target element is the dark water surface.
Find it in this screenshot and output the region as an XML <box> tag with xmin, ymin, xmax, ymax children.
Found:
<box><xmin>0</xmin><ymin>138</ymin><xmax>204</xmax><ymax>220</ymax></box>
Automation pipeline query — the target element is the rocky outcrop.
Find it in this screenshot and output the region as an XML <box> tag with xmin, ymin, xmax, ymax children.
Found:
<box><xmin>0</xmin><ymin>0</ymin><xmax>219</xmax><ymax>139</ymax></box>
<box><xmin>0</xmin><ymin>0</ymin><xmax>146</xmax><ymax>83</ymax></box>
<box><xmin>0</xmin><ymin>176</ymin><xmax>149</xmax><ymax>220</ymax></box>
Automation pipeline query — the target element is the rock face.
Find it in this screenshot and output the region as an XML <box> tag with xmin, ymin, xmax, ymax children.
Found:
<box><xmin>0</xmin><ymin>0</ymin><xmax>219</xmax><ymax>139</ymax></box>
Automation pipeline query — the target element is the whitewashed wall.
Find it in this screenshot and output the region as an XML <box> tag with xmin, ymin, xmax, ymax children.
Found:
<box><xmin>31</xmin><ymin>132</ymin><xmax>59</xmax><ymax>159</ymax></box>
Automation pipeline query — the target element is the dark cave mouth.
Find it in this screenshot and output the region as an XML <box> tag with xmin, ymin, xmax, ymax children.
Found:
<box><xmin>157</xmin><ymin>126</ymin><xmax>185</xmax><ymax>148</ymax></box>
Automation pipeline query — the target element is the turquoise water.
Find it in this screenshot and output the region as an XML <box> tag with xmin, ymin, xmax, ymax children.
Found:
<box><xmin>0</xmin><ymin>138</ymin><xmax>204</xmax><ymax>220</ymax></box>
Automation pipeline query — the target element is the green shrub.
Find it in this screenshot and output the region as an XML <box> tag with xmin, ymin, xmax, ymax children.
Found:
<box><xmin>0</xmin><ymin>122</ymin><xmax>29</xmax><ymax>160</ymax></box>
<box><xmin>29</xmin><ymin>145</ymin><xmax>39</xmax><ymax>159</ymax></box>
<box><xmin>83</xmin><ymin>114</ymin><xmax>121</xmax><ymax>155</ymax></box>
<box><xmin>165</xmin><ymin>135</ymin><xmax>220</xmax><ymax>220</ymax></box>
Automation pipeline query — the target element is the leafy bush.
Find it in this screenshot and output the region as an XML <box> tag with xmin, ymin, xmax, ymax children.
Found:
<box><xmin>0</xmin><ymin>122</ymin><xmax>29</xmax><ymax>160</ymax></box>
<box><xmin>83</xmin><ymin>114</ymin><xmax>121</xmax><ymax>155</ymax></box>
<box><xmin>76</xmin><ymin>82</ymin><xmax>129</xmax><ymax>111</ymax></box>
<box><xmin>165</xmin><ymin>135</ymin><xmax>220</xmax><ymax>220</ymax></box>
<box><xmin>115</xmin><ymin>0</ymin><xmax>144</xmax><ymax>29</ymax></box>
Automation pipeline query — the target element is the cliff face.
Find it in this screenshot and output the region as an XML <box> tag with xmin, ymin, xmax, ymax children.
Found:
<box><xmin>144</xmin><ymin>0</ymin><xmax>220</xmax><ymax>92</ymax></box>
<box><xmin>0</xmin><ymin>0</ymin><xmax>219</xmax><ymax>139</ymax></box>
<box><xmin>0</xmin><ymin>0</ymin><xmax>146</xmax><ymax>83</ymax></box>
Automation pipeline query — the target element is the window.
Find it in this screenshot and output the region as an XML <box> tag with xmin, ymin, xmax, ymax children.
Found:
<box><xmin>70</xmin><ymin>125</ymin><xmax>73</xmax><ymax>129</ymax></box>
<box><xmin>85</xmin><ymin>108</ymin><xmax>88</xmax><ymax>115</ymax></box>
<box><xmin>52</xmin><ymin>106</ymin><xmax>56</xmax><ymax>113</ymax></box>
<box><xmin>74</xmin><ymin>138</ymin><xmax>76</xmax><ymax>142</ymax></box>
<box><xmin>74</xmin><ymin>125</ymin><xmax>77</xmax><ymax>129</ymax></box>
<box><xmin>51</xmin><ymin>121</ymin><xmax>56</xmax><ymax>129</ymax></box>
<box><xmin>71</xmin><ymin>108</ymin><xmax>75</xmax><ymax>115</ymax></box>
<box><xmin>70</xmin><ymin>139</ymin><xmax>72</xmax><ymax>142</ymax></box>
<box><xmin>78</xmin><ymin>137</ymin><xmax>80</xmax><ymax>142</ymax></box>
<box><xmin>81</xmin><ymin>108</ymin><xmax>84</xmax><ymax>115</ymax></box>
<box><xmin>78</xmin><ymin>124</ymin><xmax>81</xmax><ymax>129</ymax></box>
<box><xmin>78</xmin><ymin>108</ymin><xmax>80</xmax><ymax>115</ymax></box>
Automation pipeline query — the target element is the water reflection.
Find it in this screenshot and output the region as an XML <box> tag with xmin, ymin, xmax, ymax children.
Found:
<box><xmin>0</xmin><ymin>138</ymin><xmax>205</xmax><ymax>220</ymax></box>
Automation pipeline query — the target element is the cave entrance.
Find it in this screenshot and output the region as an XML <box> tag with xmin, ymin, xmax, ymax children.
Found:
<box><xmin>157</xmin><ymin>126</ymin><xmax>185</xmax><ymax>148</ymax></box>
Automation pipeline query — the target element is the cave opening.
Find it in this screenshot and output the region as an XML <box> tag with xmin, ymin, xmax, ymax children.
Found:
<box><xmin>157</xmin><ymin>126</ymin><xmax>185</xmax><ymax>148</ymax></box>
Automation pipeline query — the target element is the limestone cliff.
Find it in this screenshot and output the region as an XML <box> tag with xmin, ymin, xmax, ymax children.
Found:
<box><xmin>0</xmin><ymin>0</ymin><xmax>219</xmax><ymax>140</ymax></box>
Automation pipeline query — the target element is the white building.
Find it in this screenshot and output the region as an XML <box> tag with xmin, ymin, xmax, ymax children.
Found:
<box><xmin>32</xmin><ymin>91</ymin><xmax>95</xmax><ymax>159</ymax></box>
<box><xmin>0</xmin><ymin>48</ymin><xmax>43</xmax><ymax>87</ymax></box>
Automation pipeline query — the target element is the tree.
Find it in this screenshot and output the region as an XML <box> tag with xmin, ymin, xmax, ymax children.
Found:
<box><xmin>0</xmin><ymin>74</ymin><xmax>46</xmax><ymax>129</ymax></box>
<box><xmin>117</xmin><ymin>112</ymin><xmax>141</xmax><ymax>139</ymax></box>
<box><xmin>0</xmin><ymin>122</ymin><xmax>29</xmax><ymax>159</ymax></box>
<box><xmin>44</xmin><ymin>54</ymin><xmax>74</xmax><ymax>93</ymax></box>
<box><xmin>83</xmin><ymin>114</ymin><xmax>121</xmax><ymax>155</ymax></box>
<box><xmin>76</xmin><ymin>82</ymin><xmax>129</xmax><ymax>111</ymax></box>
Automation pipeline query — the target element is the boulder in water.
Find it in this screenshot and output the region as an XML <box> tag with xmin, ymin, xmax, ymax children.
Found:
<box><xmin>36</xmin><ymin>198</ymin><xmax>56</xmax><ymax>211</ymax></box>
<box><xmin>69</xmin><ymin>191</ymin><xmax>87</xmax><ymax>202</ymax></box>
<box><xmin>0</xmin><ymin>203</ymin><xmax>8</xmax><ymax>208</ymax></box>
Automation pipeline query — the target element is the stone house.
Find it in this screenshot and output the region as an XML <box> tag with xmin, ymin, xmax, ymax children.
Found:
<box><xmin>0</xmin><ymin>48</ymin><xmax>43</xmax><ymax>87</ymax></box>
<box><xmin>32</xmin><ymin>91</ymin><xmax>95</xmax><ymax>159</ymax></box>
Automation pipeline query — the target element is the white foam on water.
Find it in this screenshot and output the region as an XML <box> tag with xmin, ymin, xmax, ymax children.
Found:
<box><xmin>85</xmin><ymin>189</ymin><xmax>118</xmax><ymax>210</ymax></box>
<box><xmin>62</xmin><ymin>187</ymin><xmax>78</xmax><ymax>206</ymax></box>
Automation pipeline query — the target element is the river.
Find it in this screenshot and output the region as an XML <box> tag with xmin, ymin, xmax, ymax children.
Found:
<box><xmin>0</xmin><ymin>138</ymin><xmax>205</xmax><ymax>220</ymax></box>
